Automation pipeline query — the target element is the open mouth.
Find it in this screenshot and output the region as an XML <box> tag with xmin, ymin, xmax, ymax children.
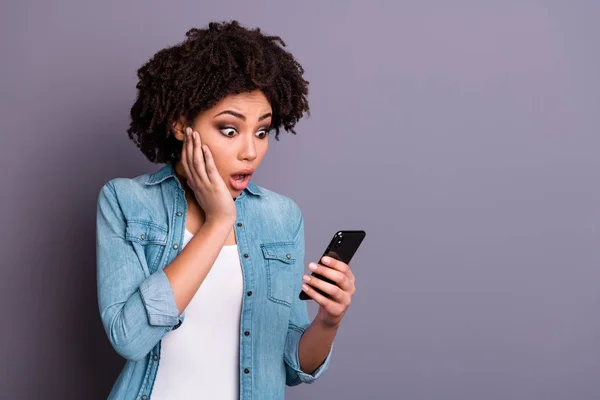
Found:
<box><xmin>233</xmin><ymin>174</ymin><xmax>248</xmax><ymax>182</ymax></box>
<box><xmin>230</xmin><ymin>172</ymin><xmax>253</xmax><ymax>190</ymax></box>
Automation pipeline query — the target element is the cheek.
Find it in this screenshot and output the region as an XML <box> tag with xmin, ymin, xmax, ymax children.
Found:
<box><xmin>208</xmin><ymin>145</ymin><xmax>234</xmax><ymax>171</ymax></box>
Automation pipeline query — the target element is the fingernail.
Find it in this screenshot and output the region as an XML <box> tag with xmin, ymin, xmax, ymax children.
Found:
<box><xmin>322</xmin><ymin>257</ymin><xmax>330</xmax><ymax>264</ymax></box>
<box><xmin>186</xmin><ymin>127</ymin><xmax>191</xmax><ymax>135</ymax></box>
<box><xmin>308</xmin><ymin>263</ymin><xmax>317</xmax><ymax>271</ymax></box>
<box><xmin>302</xmin><ymin>275</ymin><xmax>310</xmax><ymax>282</ymax></box>
<box><xmin>302</xmin><ymin>284</ymin><xmax>309</xmax><ymax>291</ymax></box>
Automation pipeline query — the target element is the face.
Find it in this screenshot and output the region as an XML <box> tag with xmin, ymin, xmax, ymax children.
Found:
<box><xmin>174</xmin><ymin>89</ymin><xmax>272</xmax><ymax>197</ymax></box>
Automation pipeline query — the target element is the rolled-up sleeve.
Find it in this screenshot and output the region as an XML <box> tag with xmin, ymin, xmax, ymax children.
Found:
<box><xmin>284</xmin><ymin>213</ymin><xmax>333</xmax><ymax>385</ymax></box>
<box><xmin>284</xmin><ymin>320</ymin><xmax>333</xmax><ymax>385</ymax></box>
<box><xmin>96</xmin><ymin>181</ymin><xmax>182</xmax><ymax>362</ymax></box>
<box><xmin>138</xmin><ymin>269</ymin><xmax>181</xmax><ymax>327</ymax></box>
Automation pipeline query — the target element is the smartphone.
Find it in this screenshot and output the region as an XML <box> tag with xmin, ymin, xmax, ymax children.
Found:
<box><xmin>299</xmin><ymin>230</ymin><xmax>366</xmax><ymax>301</ymax></box>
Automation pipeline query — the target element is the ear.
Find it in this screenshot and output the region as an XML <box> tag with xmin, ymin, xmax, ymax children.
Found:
<box><xmin>171</xmin><ymin>116</ymin><xmax>187</xmax><ymax>141</ymax></box>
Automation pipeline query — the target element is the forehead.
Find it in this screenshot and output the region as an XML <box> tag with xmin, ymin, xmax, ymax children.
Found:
<box><xmin>212</xmin><ymin>90</ymin><xmax>272</xmax><ymax>115</ymax></box>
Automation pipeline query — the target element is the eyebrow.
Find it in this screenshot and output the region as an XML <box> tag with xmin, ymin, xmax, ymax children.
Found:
<box><xmin>213</xmin><ymin>110</ymin><xmax>272</xmax><ymax>122</ymax></box>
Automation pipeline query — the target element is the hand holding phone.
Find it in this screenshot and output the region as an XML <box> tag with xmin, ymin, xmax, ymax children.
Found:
<box><xmin>299</xmin><ymin>230</ymin><xmax>366</xmax><ymax>301</ymax></box>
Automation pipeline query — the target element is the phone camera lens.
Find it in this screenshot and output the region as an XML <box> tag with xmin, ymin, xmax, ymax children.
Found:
<box><xmin>333</xmin><ymin>233</ymin><xmax>343</xmax><ymax>248</ymax></box>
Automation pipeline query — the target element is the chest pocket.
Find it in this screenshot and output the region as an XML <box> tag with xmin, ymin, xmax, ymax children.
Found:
<box><xmin>261</xmin><ymin>242</ymin><xmax>297</xmax><ymax>307</ymax></box>
<box><xmin>125</xmin><ymin>220</ymin><xmax>169</xmax><ymax>274</ymax></box>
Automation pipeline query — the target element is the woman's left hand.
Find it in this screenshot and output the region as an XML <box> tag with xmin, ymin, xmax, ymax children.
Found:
<box><xmin>301</xmin><ymin>256</ymin><xmax>356</xmax><ymax>329</ymax></box>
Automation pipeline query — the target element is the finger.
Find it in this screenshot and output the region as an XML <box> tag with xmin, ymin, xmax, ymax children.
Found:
<box><xmin>201</xmin><ymin>144</ymin><xmax>221</xmax><ymax>185</ymax></box>
<box><xmin>191</xmin><ymin>130</ymin><xmax>209</xmax><ymax>183</ymax></box>
<box><xmin>303</xmin><ymin>274</ymin><xmax>350</xmax><ymax>304</ymax></box>
<box><xmin>185</xmin><ymin>128</ymin><xmax>199</xmax><ymax>184</ymax></box>
<box><xmin>322</xmin><ymin>256</ymin><xmax>355</xmax><ymax>283</ymax></box>
<box><xmin>180</xmin><ymin>135</ymin><xmax>194</xmax><ymax>186</ymax></box>
<box><xmin>321</xmin><ymin>256</ymin><xmax>349</xmax><ymax>274</ymax></box>
<box><xmin>301</xmin><ymin>283</ymin><xmax>339</xmax><ymax>311</ymax></box>
<box><xmin>308</xmin><ymin>262</ymin><xmax>353</xmax><ymax>291</ymax></box>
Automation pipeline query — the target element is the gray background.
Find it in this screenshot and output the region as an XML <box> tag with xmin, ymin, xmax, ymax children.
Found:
<box><xmin>1</xmin><ymin>0</ymin><xmax>599</xmax><ymax>399</ymax></box>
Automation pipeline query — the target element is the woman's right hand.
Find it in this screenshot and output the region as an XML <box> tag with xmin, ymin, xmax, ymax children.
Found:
<box><xmin>181</xmin><ymin>127</ymin><xmax>236</xmax><ymax>224</ymax></box>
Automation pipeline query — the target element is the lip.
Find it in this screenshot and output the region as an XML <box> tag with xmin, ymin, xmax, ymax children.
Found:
<box><xmin>231</xmin><ymin>168</ymin><xmax>255</xmax><ymax>176</ymax></box>
<box><xmin>229</xmin><ymin>170</ymin><xmax>253</xmax><ymax>191</ymax></box>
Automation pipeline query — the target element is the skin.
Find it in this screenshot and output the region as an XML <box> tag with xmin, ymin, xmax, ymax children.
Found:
<box><xmin>164</xmin><ymin>89</ymin><xmax>356</xmax><ymax>374</ymax></box>
<box><xmin>173</xmin><ymin>90</ymin><xmax>272</xmax><ymax>244</ymax></box>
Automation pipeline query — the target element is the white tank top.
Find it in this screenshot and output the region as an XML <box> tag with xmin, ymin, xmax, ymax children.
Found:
<box><xmin>151</xmin><ymin>229</ymin><xmax>244</xmax><ymax>399</ymax></box>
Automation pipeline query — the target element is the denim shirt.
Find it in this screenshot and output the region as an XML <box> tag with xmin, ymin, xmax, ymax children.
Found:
<box><xmin>96</xmin><ymin>163</ymin><xmax>332</xmax><ymax>400</ymax></box>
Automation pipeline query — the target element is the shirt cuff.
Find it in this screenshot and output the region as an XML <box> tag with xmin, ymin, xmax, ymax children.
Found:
<box><xmin>285</xmin><ymin>324</ymin><xmax>334</xmax><ymax>384</ymax></box>
<box><xmin>138</xmin><ymin>270</ymin><xmax>182</xmax><ymax>328</ymax></box>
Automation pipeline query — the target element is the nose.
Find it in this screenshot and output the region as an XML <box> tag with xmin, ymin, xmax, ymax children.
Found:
<box><xmin>238</xmin><ymin>133</ymin><xmax>257</xmax><ymax>162</ymax></box>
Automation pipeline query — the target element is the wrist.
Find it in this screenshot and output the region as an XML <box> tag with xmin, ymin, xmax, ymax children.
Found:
<box><xmin>204</xmin><ymin>216</ymin><xmax>235</xmax><ymax>232</ymax></box>
<box><xmin>313</xmin><ymin>315</ymin><xmax>341</xmax><ymax>332</ymax></box>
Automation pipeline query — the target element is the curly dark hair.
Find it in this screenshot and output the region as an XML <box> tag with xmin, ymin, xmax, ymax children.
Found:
<box><xmin>127</xmin><ymin>20</ymin><xmax>310</xmax><ymax>164</ymax></box>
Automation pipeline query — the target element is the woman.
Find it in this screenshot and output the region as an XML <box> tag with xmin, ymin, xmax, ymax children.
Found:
<box><xmin>96</xmin><ymin>21</ymin><xmax>356</xmax><ymax>399</ymax></box>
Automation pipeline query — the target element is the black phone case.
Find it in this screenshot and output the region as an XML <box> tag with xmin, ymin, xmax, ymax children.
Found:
<box><xmin>299</xmin><ymin>230</ymin><xmax>366</xmax><ymax>300</ymax></box>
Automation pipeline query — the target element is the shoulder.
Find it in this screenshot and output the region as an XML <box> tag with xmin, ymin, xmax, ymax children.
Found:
<box><xmin>96</xmin><ymin>170</ymin><xmax>171</xmax><ymax>225</ymax></box>
<box><xmin>98</xmin><ymin>168</ymin><xmax>166</xmax><ymax>201</ymax></box>
<box><xmin>249</xmin><ymin>183</ymin><xmax>304</xmax><ymax>241</ymax></box>
<box><xmin>101</xmin><ymin>176</ymin><xmax>145</xmax><ymax>195</ymax></box>
<box><xmin>252</xmin><ymin>184</ymin><xmax>302</xmax><ymax>219</ymax></box>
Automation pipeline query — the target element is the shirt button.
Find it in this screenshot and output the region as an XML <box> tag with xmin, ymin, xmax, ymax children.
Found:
<box><xmin>244</xmin><ymin>331</ymin><xmax>250</xmax><ymax>336</ymax></box>
<box><xmin>247</xmin><ymin>291</ymin><xmax>252</xmax><ymax>296</ymax></box>
<box><xmin>142</xmin><ymin>396</ymin><xmax>147</xmax><ymax>400</ymax></box>
<box><xmin>153</xmin><ymin>355</ymin><xmax>158</xmax><ymax>361</ymax></box>
<box><xmin>173</xmin><ymin>244</ymin><xmax>179</xmax><ymax>250</ymax></box>
<box><xmin>244</xmin><ymin>368</ymin><xmax>250</xmax><ymax>374</ymax></box>
<box><xmin>286</xmin><ymin>254</ymin><xmax>292</xmax><ymax>259</ymax></box>
<box><xmin>140</xmin><ymin>234</ymin><xmax>145</xmax><ymax>240</ymax></box>
<box><xmin>176</xmin><ymin>211</ymin><xmax>183</xmax><ymax>216</ymax></box>
<box><xmin>237</xmin><ymin>222</ymin><xmax>243</xmax><ymax>227</ymax></box>
<box><xmin>243</xmin><ymin>253</ymin><xmax>249</xmax><ymax>258</ymax></box>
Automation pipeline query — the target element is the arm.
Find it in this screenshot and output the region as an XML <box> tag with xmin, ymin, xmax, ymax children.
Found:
<box><xmin>163</xmin><ymin>217</ymin><xmax>233</xmax><ymax>314</ymax></box>
<box><xmin>284</xmin><ymin>215</ymin><xmax>333</xmax><ymax>385</ymax></box>
<box><xmin>284</xmin><ymin>290</ymin><xmax>334</xmax><ymax>386</ymax></box>
<box><xmin>96</xmin><ymin>181</ymin><xmax>231</xmax><ymax>361</ymax></box>
<box><xmin>298</xmin><ymin>319</ymin><xmax>338</xmax><ymax>374</ymax></box>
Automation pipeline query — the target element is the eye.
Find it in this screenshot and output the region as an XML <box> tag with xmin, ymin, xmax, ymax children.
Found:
<box><xmin>219</xmin><ymin>127</ymin><xmax>237</xmax><ymax>138</ymax></box>
<box><xmin>255</xmin><ymin>128</ymin><xmax>270</xmax><ymax>139</ymax></box>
